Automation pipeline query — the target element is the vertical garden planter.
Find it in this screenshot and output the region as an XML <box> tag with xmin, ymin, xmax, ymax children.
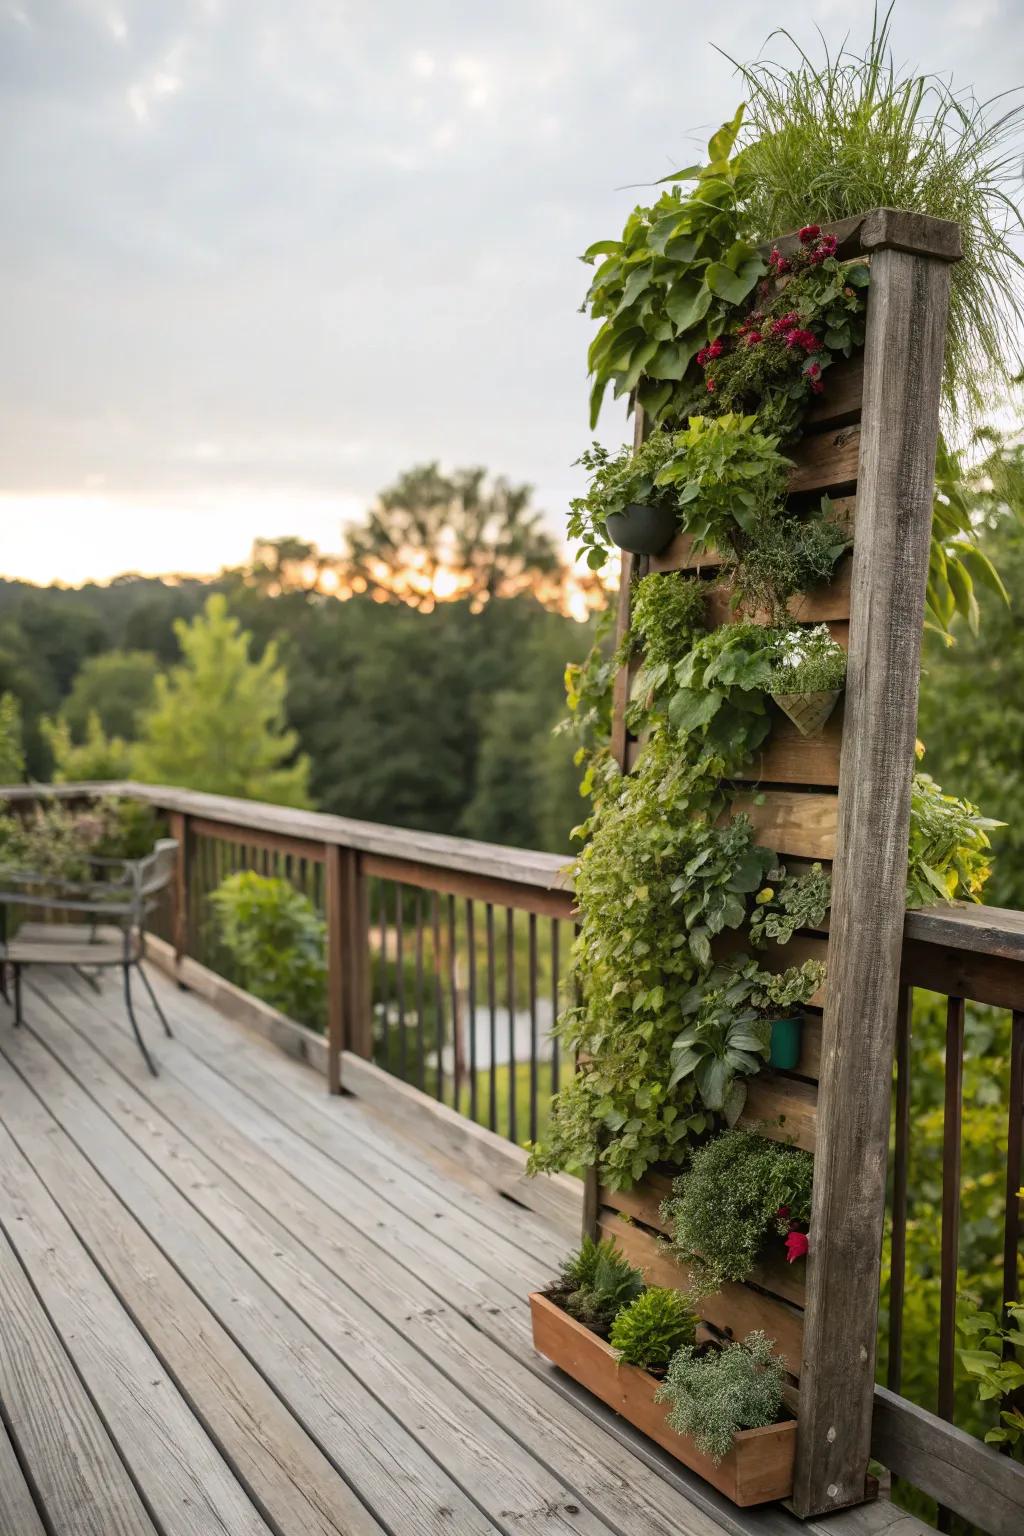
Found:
<box><xmin>530</xmin><ymin>1294</ymin><xmax>797</xmax><ymax>1506</ymax></box>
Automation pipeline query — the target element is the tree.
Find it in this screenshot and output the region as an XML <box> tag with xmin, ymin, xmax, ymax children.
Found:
<box><xmin>241</xmin><ymin>537</ymin><xmax>336</xmax><ymax>596</ymax></box>
<box><xmin>0</xmin><ymin>692</ymin><xmax>25</xmax><ymax>783</ymax></box>
<box><xmin>60</xmin><ymin>649</ymin><xmax>159</xmax><ymax>742</ymax></box>
<box><xmin>342</xmin><ymin>462</ymin><xmax>564</xmax><ymax>610</ymax></box>
<box><xmin>43</xmin><ymin>713</ymin><xmax>132</xmax><ymax>783</ymax></box>
<box><xmin>132</xmin><ymin>594</ymin><xmax>312</xmax><ymax>807</ymax></box>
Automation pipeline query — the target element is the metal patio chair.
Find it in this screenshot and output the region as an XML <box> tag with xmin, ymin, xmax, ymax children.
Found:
<box><xmin>0</xmin><ymin>838</ymin><xmax>179</xmax><ymax>1075</ymax></box>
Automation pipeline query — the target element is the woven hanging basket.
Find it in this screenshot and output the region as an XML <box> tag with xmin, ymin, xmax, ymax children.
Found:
<box><xmin>770</xmin><ymin>689</ymin><xmax>841</xmax><ymax>738</ymax></box>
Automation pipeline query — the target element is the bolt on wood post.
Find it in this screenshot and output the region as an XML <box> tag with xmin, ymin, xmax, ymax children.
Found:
<box><xmin>792</xmin><ymin>224</ymin><xmax>959</xmax><ymax>1517</ymax></box>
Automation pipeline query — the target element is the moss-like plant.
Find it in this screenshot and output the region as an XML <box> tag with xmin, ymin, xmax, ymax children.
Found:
<box><xmin>654</xmin><ymin>1330</ymin><xmax>787</xmax><ymax>1463</ymax></box>
<box><xmin>553</xmin><ymin>1237</ymin><xmax>646</xmax><ymax>1334</ymax></box>
<box><xmin>609</xmin><ymin>1287</ymin><xmax>697</xmax><ymax>1371</ymax></box>
<box><xmin>626</xmin><ymin>574</ymin><xmax>709</xmax><ymax>699</ymax></box>
<box><xmin>662</xmin><ymin>1129</ymin><xmax>814</xmax><ymax>1297</ymax></box>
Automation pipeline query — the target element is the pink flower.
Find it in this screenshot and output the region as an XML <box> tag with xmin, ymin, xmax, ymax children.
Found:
<box><xmin>798</xmin><ymin>224</ymin><xmax>821</xmax><ymax>245</ymax></box>
<box><xmin>707</xmin><ymin>336</ymin><xmax>724</xmax><ymax>360</ymax></box>
<box><xmin>776</xmin><ymin>1205</ymin><xmax>790</xmax><ymax>1220</ymax></box>
<box><xmin>785</xmin><ymin>1230</ymin><xmax>809</xmax><ymax>1263</ymax></box>
<box><xmin>706</xmin><ymin>377</ymin><xmax>716</xmax><ymax>392</ymax></box>
<box><xmin>805</xmin><ymin>360</ymin><xmax>822</xmax><ymax>379</ymax></box>
<box><xmin>771</xmin><ymin>311</ymin><xmax>800</xmax><ymax>336</ymax></box>
<box><xmin>767</xmin><ymin>248</ymin><xmax>790</xmax><ymax>275</ymax></box>
<box><xmin>696</xmin><ymin>347</ymin><xmax>709</xmax><ymax>368</ymax></box>
<box><xmin>785</xmin><ymin>328</ymin><xmax>821</xmax><ymax>353</ymax></box>
<box><xmin>744</xmin><ymin>330</ymin><xmax>763</xmax><ymax>347</ymax></box>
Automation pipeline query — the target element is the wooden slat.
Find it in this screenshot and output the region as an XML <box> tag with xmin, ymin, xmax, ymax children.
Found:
<box><xmin>805</xmin><ymin>355</ymin><xmax>864</xmax><ymax>428</ymax></box>
<box><xmin>0</xmin><ymin>1060</ymin><xmax>386</xmax><ymax>1536</ymax></box>
<box><xmin>728</xmin><ymin>790</ymin><xmax>839</xmax><ymax>861</ymax></box>
<box><xmin>706</xmin><ymin>559</ymin><xmax>851</xmax><ymax>628</ymax></box>
<box><xmin>0</xmin><ymin>1120</ymin><xmax>269</xmax><ymax>1536</ymax></box>
<box><xmin>650</xmin><ymin>497</ymin><xmax>856</xmax><ymax>577</ymax></box>
<box><xmin>190</xmin><ymin>816</ymin><xmax>326</xmax><ymax>863</ymax></box>
<box><xmin>791</xmin><ymin>242</ymin><xmax>954</xmax><ymax>1518</ymax></box>
<box><xmin>788</xmin><ymin>427</ymin><xmax>861</xmax><ymax>496</ymax></box>
<box><xmin>762</xmin><ymin>208</ymin><xmax>961</xmax><ymax>265</ymax></box>
<box><xmin>904</xmin><ymin>902</ymin><xmax>1024</xmax><ymax>962</ymax></box>
<box><xmin>0</xmin><ymin>1226</ymin><xmax>156</xmax><ymax>1536</ymax></box>
<box><xmin>734</xmin><ymin>703</ymin><xmax>843</xmax><ymax>788</ymax></box>
<box><xmin>361</xmin><ymin>852</ymin><xmax>575</xmax><ymax>920</ymax></box>
<box><xmin>741</xmin><ymin>1074</ymin><xmax>817</xmax><ymax>1152</ymax></box>
<box><xmin>598</xmin><ymin>1213</ymin><xmax>804</xmax><ymax>1374</ymax></box>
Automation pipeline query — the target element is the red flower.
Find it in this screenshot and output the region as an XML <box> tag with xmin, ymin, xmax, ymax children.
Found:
<box><xmin>696</xmin><ymin>347</ymin><xmax>708</xmax><ymax>368</ymax></box>
<box><xmin>771</xmin><ymin>311</ymin><xmax>800</xmax><ymax>336</ymax></box>
<box><xmin>767</xmin><ymin>248</ymin><xmax>790</xmax><ymax>275</ymax></box>
<box><xmin>744</xmin><ymin>330</ymin><xmax>763</xmax><ymax>347</ymax></box>
<box><xmin>805</xmin><ymin>360</ymin><xmax>822</xmax><ymax>379</ymax></box>
<box><xmin>707</xmin><ymin>336</ymin><xmax>724</xmax><ymax>359</ymax></box>
<box><xmin>785</xmin><ymin>328</ymin><xmax>821</xmax><ymax>353</ymax></box>
<box><xmin>798</xmin><ymin>224</ymin><xmax>821</xmax><ymax>245</ymax></box>
<box><xmin>785</xmin><ymin>1230</ymin><xmax>809</xmax><ymax>1263</ymax></box>
<box><xmin>706</xmin><ymin>377</ymin><xmax>716</xmax><ymax>392</ymax></box>
<box><xmin>776</xmin><ymin>1205</ymin><xmax>790</xmax><ymax>1220</ymax></box>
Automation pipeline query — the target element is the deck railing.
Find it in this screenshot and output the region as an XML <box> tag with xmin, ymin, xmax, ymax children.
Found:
<box><xmin>3</xmin><ymin>779</ymin><xmax>1023</xmax><ymax>1533</ymax></box>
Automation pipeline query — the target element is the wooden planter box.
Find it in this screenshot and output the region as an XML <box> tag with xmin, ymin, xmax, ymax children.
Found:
<box><xmin>530</xmin><ymin>1292</ymin><xmax>796</xmax><ymax>1507</ymax></box>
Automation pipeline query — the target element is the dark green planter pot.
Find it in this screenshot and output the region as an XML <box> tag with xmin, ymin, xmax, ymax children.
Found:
<box><xmin>605</xmin><ymin>503</ymin><xmax>677</xmax><ymax>556</ymax></box>
<box><xmin>767</xmin><ymin>1015</ymin><xmax>803</xmax><ymax>1071</ymax></box>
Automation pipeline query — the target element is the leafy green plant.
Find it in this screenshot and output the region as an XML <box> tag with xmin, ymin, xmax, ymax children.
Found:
<box><xmin>666</xmin><ymin>620</ymin><xmax>776</xmax><ymax>760</ymax></box>
<box><xmin>956</xmin><ymin>1296</ymin><xmax>1024</xmax><ymax>1447</ymax></box>
<box><xmin>751</xmin><ymin>959</ymin><xmax>826</xmax><ymax>1013</ymax></box>
<box><xmin>610</xmin><ymin>1287</ymin><xmax>698</xmax><ymax>1370</ymax></box>
<box><xmin>627</xmin><ymin>574</ymin><xmax>709</xmax><ymax>699</ymax></box>
<box><xmin>568</xmin><ymin>433</ymin><xmax>679</xmax><ymax>571</ymax></box>
<box><xmin>0</xmin><ymin>801</ymin><xmax>92</xmax><ymax>883</ymax></box>
<box><xmin>726</xmin><ymin>497</ymin><xmax>850</xmax><ymax>622</ymax></box>
<box><xmin>207</xmin><ymin>871</ymin><xmax>327</xmax><ymax>1030</ymax></box>
<box><xmin>907</xmin><ymin>769</ymin><xmax>1001</xmax><ymax>906</ymax></box>
<box><xmin>767</xmin><ymin>624</ymin><xmax>847</xmax><ymax>693</ymax></box>
<box><xmin>663</xmin><ymin>1129</ymin><xmax>814</xmax><ymax>1296</ymax></box>
<box><xmin>655</xmin><ymin>414</ymin><xmax>791</xmax><ymax>558</ymax></box>
<box><xmin>87</xmin><ymin>797</ymin><xmax>162</xmax><ymax>861</ymax></box>
<box><xmin>582</xmin><ymin>106</ymin><xmax>762</xmax><ymax>428</ymax></box>
<box><xmin>552</xmin><ymin>1237</ymin><xmax>646</xmax><ymax>1335</ymax></box>
<box><xmin>733</xmin><ymin>6</ymin><xmax>1024</xmax><ymax>428</ymax></box>
<box><xmin>654</xmin><ymin>1330</ymin><xmax>787</xmax><ymax>1462</ymax></box>
<box><xmin>750</xmin><ymin>863</ymin><xmax>831</xmax><ymax>947</ymax></box>
<box><xmin>669</xmin><ymin>982</ymin><xmax>770</xmax><ymax>1122</ymax></box>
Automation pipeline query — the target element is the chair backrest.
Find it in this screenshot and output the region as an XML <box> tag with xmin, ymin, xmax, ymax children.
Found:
<box><xmin>135</xmin><ymin>838</ymin><xmax>178</xmax><ymax>906</ymax></box>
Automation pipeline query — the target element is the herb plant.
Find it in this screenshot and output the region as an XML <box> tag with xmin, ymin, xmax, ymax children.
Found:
<box><xmin>568</xmin><ymin>433</ymin><xmax>679</xmax><ymax>571</ymax></box>
<box><xmin>662</xmin><ymin>1129</ymin><xmax>814</xmax><ymax>1296</ymax></box>
<box><xmin>956</xmin><ymin>1296</ymin><xmax>1024</xmax><ymax>1448</ymax></box>
<box><xmin>654</xmin><ymin>1330</ymin><xmax>787</xmax><ymax>1463</ymax></box>
<box><xmin>726</xmin><ymin>497</ymin><xmax>850</xmax><ymax>622</ymax></box>
<box><xmin>655</xmin><ymin>414</ymin><xmax>792</xmax><ymax>558</ymax></box>
<box><xmin>627</xmin><ymin>574</ymin><xmax>709</xmax><ymax>701</ymax></box>
<box><xmin>750</xmin><ymin>863</ymin><xmax>831</xmax><ymax>947</ymax></box>
<box><xmin>610</xmin><ymin>1287</ymin><xmax>697</xmax><ymax>1371</ymax></box>
<box><xmin>553</xmin><ymin>1238</ymin><xmax>645</xmax><ymax>1335</ymax></box>
<box><xmin>751</xmin><ymin>960</ymin><xmax>826</xmax><ymax>1013</ymax></box>
<box><xmin>767</xmin><ymin>625</ymin><xmax>847</xmax><ymax>694</ymax></box>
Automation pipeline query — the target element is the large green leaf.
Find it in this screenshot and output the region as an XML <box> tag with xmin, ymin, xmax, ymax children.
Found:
<box><xmin>664</xmin><ymin>281</ymin><xmax>713</xmax><ymax>332</ymax></box>
<box><xmin>705</xmin><ymin>261</ymin><xmax>761</xmax><ymax>305</ymax></box>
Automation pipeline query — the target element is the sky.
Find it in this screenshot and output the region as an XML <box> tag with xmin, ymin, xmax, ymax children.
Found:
<box><xmin>2</xmin><ymin>0</ymin><xmax>1023</xmax><ymax>586</ymax></box>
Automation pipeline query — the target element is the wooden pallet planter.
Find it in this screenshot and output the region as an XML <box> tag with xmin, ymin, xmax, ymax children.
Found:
<box><xmin>529</xmin><ymin>1293</ymin><xmax>797</xmax><ymax>1506</ymax></box>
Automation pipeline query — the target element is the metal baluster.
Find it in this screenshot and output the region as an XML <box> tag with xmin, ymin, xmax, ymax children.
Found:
<box><xmin>396</xmin><ymin>883</ymin><xmax>407</xmax><ymax>1082</ymax></box>
<box><xmin>550</xmin><ymin>919</ymin><xmax>560</xmax><ymax>1095</ymax></box>
<box><xmin>1003</xmin><ymin>1011</ymin><xmax>1024</xmax><ymax>1319</ymax></box>
<box><xmin>432</xmin><ymin>892</ymin><xmax>444</xmax><ymax>1103</ymax></box>
<box><xmin>486</xmin><ymin>903</ymin><xmax>497</xmax><ymax>1132</ymax></box>
<box><xmin>507</xmin><ymin>908</ymin><xmax>516</xmax><ymax>1144</ymax></box>
<box><xmin>467</xmin><ymin>900</ymin><xmax>478</xmax><ymax>1124</ymax></box>
<box><xmin>414</xmin><ymin>889</ymin><xmax>425</xmax><ymax>1091</ymax></box>
<box><xmin>528</xmin><ymin>912</ymin><xmax>538</xmax><ymax>1144</ymax></box>
<box><xmin>888</xmin><ymin>985</ymin><xmax>912</xmax><ymax>1392</ymax></box>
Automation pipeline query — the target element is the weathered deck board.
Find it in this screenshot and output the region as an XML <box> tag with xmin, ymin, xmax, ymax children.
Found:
<box><xmin>0</xmin><ymin>1416</ymin><xmax>48</xmax><ymax>1536</ymax></box>
<box><xmin>0</xmin><ymin>966</ymin><xmax>933</xmax><ymax>1536</ymax></box>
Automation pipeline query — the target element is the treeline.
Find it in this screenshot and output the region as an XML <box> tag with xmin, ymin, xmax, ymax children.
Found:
<box><xmin>0</xmin><ymin>568</ymin><xmax>596</xmax><ymax>854</ymax></box>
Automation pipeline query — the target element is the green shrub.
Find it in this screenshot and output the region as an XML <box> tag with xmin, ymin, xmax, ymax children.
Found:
<box><xmin>553</xmin><ymin>1238</ymin><xmax>645</xmax><ymax>1335</ymax></box>
<box><xmin>663</xmin><ymin>1129</ymin><xmax>813</xmax><ymax>1297</ymax></box>
<box><xmin>609</xmin><ymin>1287</ymin><xmax>697</xmax><ymax>1370</ymax></box>
<box><xmin>655</xmin><ymin>1330</ymin><xmax>787</xmax><ymax>1463</ymax></box>
<box><xmin>207</xmin><ymin>871</ymin><xmax>326</xmax><ymax>1030</ymax></box>
<box><xmin>907</xmin><ymin>769</ymin><xmax>1001</xmax><ymax>906</ymax></box>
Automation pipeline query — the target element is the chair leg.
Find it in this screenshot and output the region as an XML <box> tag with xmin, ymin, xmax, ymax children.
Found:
<box><xmin>123</xmin><ymin>965</ymin><xmax>158</xmax><ymax>1076</ymax></box>
<box><xmin>12</xmin><ymin>964</ymin><xmax>22</xmax><ymax>1027</ymax></box>
<box><xmin>137</xmin><ymin>962</ymin><xmax>173</xmax><ymax>1038</ymax></box>
<box><xmin>0</xmin><ymin>961</ymin><xmax>8</xmax><ymax>1005</ymax></box>
<box><xmin>74</xmin><ymin>965</ymin><xmax>103</xmax><ymax>995</ymax></box>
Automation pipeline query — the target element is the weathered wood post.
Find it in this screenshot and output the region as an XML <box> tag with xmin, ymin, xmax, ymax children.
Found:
<box><xmin>324</xmin><ymin>842</ymin><xmax>372</xmax><ymax>1095</ymax></box>
<box><xmin>167</xmin><ymin>810</ymin><xmax>191</xmax><ymax>979</ymax></box>
<box><xmin>791</xmin><ymin>209</ymin><xmax>961</xmax><ymax>1515</ymax></box>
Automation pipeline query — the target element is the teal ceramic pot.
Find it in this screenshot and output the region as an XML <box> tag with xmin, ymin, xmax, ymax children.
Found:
<box><xmin>605</xmin><ymin>503</ymin><xmax>677</xmax><ymax>556</ymax></box>
<box><xmin>768</xmin><ymin>1015</ymin><xmax>803</xmax><ymax>1071</ymax></box>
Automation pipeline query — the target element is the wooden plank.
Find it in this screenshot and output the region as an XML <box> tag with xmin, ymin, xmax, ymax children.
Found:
<box><xmin>0</xmin><ymin>1058</ymin><xmax>387</xmax><ymax>1536</ymax></box>
<box><xmin>0</xmin><ymin>1419</ymin><xmax>46</xmax><ymax>1536</ymax></box>
<box><xmin>741</xmin><ymin>1074</ymin><xmax>817</xmax><ymax>1152</ymax></box>
<box><xmin>0</xmin><ymin>1119</ymin><xmax>270</xmax><ymax>1535</ymax></box>
<box><xmin>0</xmin><ymin>1025</ymin><xmax>508</xmax><ymax>1536</ymax></box>
<box><xmin>0</xmin><ymin>1226</ymin><xmax>156</xmax><ymax>1536</ymax></box>
<box><xmin>190</xmin><ymin>816</ymin><xmax>326</xmax><ymax>863</ymax></box>
<box><xmin>598</xmin><ymin>1213</ymin><xmax>806</xmax><ymax>1362</ymax></box>
<box><xmin>762</xmin><ymin>209</ymin><xmax>961</xmax><ymax>265</ymax></box>
<box><xmin>324</xmin><ymin>842</ymin><xmax>344</xmax><ymax>1093</ymax></box>
<box><xmin>728</xmin><ymin>791</ymin><xmax>839</xmax><ymax>861</ymax></box>
<box><xmin>169</xmin><ymin>808</ymin><xmax>188</xmax><ymax>968</ymax></box>
<box><xmin>788</xmin><ymin>426</ymin><xmax>861</xmax><ymax>496</ymax></box>
<box><xmin>733</xmin><ymin>704</ymin><xmax>843</xmax><ymax>788</ymax></box>
<box><xmin>791</xmin><ymin>244</ymin><xmax>954</xmax><ymax>1518</ymax></box>
<box><xmin>806</xmin><ymin>355</ymin><xmax>864</xmax><ymax>428</ymax></box>
<box><xmin>871</xmin><ymin>1386</ymin><xmax>1024</xmax><ymax>1536</ymax></box>
<box><xmin>903</xmin><ymin>902</ymin><xmax>1024</xmax><ymax>963</ymax></box>
<box><xmin>650</xmin><ymin>498</ymin><xmax>855</xmax><ymax>577</ymax></box>
<box><xmin>901</xmin><ymin>937</ymin><xmax>1024</xmax><ymax>1011</ymax></box>
<box><xmin>361</xmin><ymin>852</ymin><xmax>575</xmax><ymax>920</ymax></box>
<box><xmin>39</xmin><ymin>977</ymin><xmax>736</xmax><ymax>1536</ymax></box>
<box><xmin>706</xmin><ymin>560</ymin><xmax>851</xmax><ymax>627</ymax></box>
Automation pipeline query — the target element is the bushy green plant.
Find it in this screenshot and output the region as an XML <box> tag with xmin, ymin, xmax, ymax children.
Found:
<box><xmin>627</xmin><ymin>574</ymin><xmax>708</xmax><ymax>696</ymax></box>
<box><xmin>568</xmin><ymin>434</ymin><xmax>680</xmax><ymax>570</ymax></box>
<box><xmin>750</xmin><ymin>863</ymin><xmax>831</xmax><ymax>947</ymax></box>
<box><xmin>552</xmin><ymin>1238</ymin><xmax>645</xmax><ymax>1335</ymax></box>
<box><xmin>207</xmin><ymin>871</ymin><xmax>327</xmax><ymax>1030</ymax></box>
<box><xmin>767</xmin><ymin>624</ymin><xmax>847</xmax><ymax>693</ymax></box>
<box><xmin>726</xmin><ymin>498</ymin><xmax>850</xmax><ymax>622</ymax></box>
<box><xmin>582</xmin><ymin>107</ymin><xmax>761</xmax><ymax>428</ymax></box>
<box><xmin>655</xmin><ymin>414</ymin><xmax>791</xmax><ymax>558</ymax></box>
<box><xmin>956</xmin><ymin>1296</ymin><xmax>1024</xmax><ymax>1448</ymax></box>
<box><xmin>610</xmin><ymin>1287</ymin><xmax>697</xmax><ymax>1370</ymax></box>
<box><xmin>655</xmin><ymin>1330</ymin><xmax>787</xmax><ymax>1462</ymax></box>
<box><xmin>88</xmin><ymin>797</ymin><xmax>162</xmax><ymax>861</ymax></box>
<box><xmin>751</xmin><ymin>959</ymin><xmax>826</xmax><ymax>1013</ymax></box>
<box><xmin>666</xmin><ymin>621</ymin><xmax>776</xmax><ymax>757</ymax></box>
<box><xmin>907</xmin><ymin>769</ymin><xmax>1001</xmax><ymax>906</ymax></box>
<box><xmin>669</xmin><ymin>981</ymin><xmax>771</xmax><ymax>1123</ymax></box>
<box><xmin>663</xmin><ymin>1129</ymin><xmax>814</xmax><ymax>1296</ymax></box>
<box><xmin>734</xmin><ymin>7</ymin><xmax>1024</xmax><ymax>428</ymax></box>
<box><xmin>0</xmin><ymin>801</ymin><xmax>92</xmax><ymax>882</ymax></box>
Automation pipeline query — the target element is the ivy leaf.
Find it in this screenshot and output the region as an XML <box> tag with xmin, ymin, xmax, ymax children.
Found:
<box><xmin>705</xmin><ymin>261</ymin><xmax>760</xmax><ymax>306</ymax></box>
<box><xmin>664</xmin><ymin>281</ymin><xmax>713</xmax><ymax>332</ymax></box>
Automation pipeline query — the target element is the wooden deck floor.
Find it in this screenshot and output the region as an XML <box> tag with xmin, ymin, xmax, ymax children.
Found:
<box><xmin>0</xmin><ymin>964</ymin><xmax>926</xmax><ymax>1536</ymax></box>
